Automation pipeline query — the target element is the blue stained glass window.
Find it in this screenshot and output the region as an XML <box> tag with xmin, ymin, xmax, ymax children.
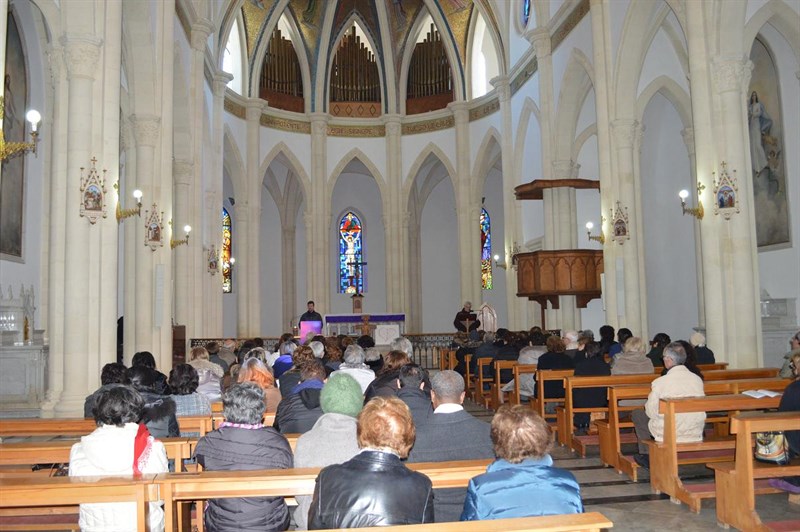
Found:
<box><xmin>339</xmin><ymin>211</ymin><xmax>364</xmax><ymax>294</ymax></box>
<box><xmin>222</xmin><ymin>208</ymin><xmax>232</xmax><ymax>293</ymax></box>
<box><xmin>521</xmin><ymin>0</ymin><xmax>531</xmax><ymax>28</ymax></box>
<box><xmin>481</xmin><ymin>208</ymin><xmax>492</xmax><ymax>290</ymax></box>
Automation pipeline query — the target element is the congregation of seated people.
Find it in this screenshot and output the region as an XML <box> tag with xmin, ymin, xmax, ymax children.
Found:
<box><xmin>67</xmin><ymin>326</ymin><xmax>800</xmax><ymax>531</ymax></box>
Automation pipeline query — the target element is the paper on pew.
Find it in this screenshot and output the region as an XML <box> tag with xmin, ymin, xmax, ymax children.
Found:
<box><xmin>742</xmin><ymin>389</ymin><xmax>782</xmax><ymax>398</ymax></box>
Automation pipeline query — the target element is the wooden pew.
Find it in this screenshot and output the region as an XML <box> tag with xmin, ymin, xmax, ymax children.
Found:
<box><xmin>510</xmin><ymin>364</ymin><xmax>537</xmax><ymax>406</ymax></box>
<box><xmin>0</xmin><ymin>474</ymin><xmax>158</xmax><ymax>532</ymax></box>
<box><xmin>531</xmin><ymin>369</ymin><xmax>574</xmax><ymax>425</ymax></box>
<box><xmin>157</xmin><ymin>459</ymin><xmax>494</xmax><ymax>531</ymax></box>
<box><xmin>0</xmin><ymin>416</ymin><xmax>215</xmax><ymax>439</ymax></box>
<box><xmin>710</xmin><ymin>411</ymin><xmax>800</xmax><ymax>531</ymax></box>
<box><xmin>325</xmin><ymin>512</ymin><xmax>614</xmax><ymax>531</ymax></box>
<box><xmin>474</xmin><ymin>357</ymin><xmax>494</xmax><ymax>409</ymax></box>
<box><xmin>598</xmin><ymin>378</ymin><xmax>789</xmax><ymax>481</ymax></box>
<box><xmin>703</xmin><ymin>368</ymin><xmax>780</xmax><ymax>380</ymax></box>
<box><xmin>491</xmin><ymin>360</ymin><xmax>518</xmax><ymax>409</ymax></box>
<box><xmin>647</xmin><ymin>393</ymin><xmax>783</xmax><ymax>512</ymax></box>
<box><xmin>556</xmin><ymin>373</ymin><xmax>658</xmax><ymax>451</ymax></box>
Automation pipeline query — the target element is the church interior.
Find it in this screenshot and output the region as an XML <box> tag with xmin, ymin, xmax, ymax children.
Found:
<box><xmin>0</xmin><ymin>0</ymin><xmax>799</xmax><ymax>530</ymax></box>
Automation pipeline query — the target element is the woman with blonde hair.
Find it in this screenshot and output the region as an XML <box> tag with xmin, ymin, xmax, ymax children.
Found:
<box><xmin>238</xmin><ymin>357</ymin><xmax>282</xmax><ymax>413</ymax></box>
<box><xmin>188</xmin><ymin>347</ymin><xmax>224</xmax><ymax>402</ymax></box>
<box><xmin>611</xmin><ymin>337</ymin><xmax>654</xmax><ymax>375</ymax></box>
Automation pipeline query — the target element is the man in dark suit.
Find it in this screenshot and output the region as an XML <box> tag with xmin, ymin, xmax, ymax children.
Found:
<box><xmin>407</xmin><ymin>370</ymin><xmax>494</xmax><ymax>522</ymax></box>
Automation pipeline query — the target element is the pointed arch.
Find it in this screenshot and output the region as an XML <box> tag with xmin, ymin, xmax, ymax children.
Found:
<box><xmin>259</xmin><ymin>142</ymin><xmax>311</xmax><ymax>202</ymax></box>
<box><xmin>472</xmin><ymin>126</ymin><xmax>503</xmax><ymax>199</ymax></box>
<box><xmin>250</xmin><ymin>6</ymin><xmax>312</xmax><ymax>112</ymax></box>
<box><xmin>571</xmin><ymin>124</ymin><xmax>598</xmax><ymax>163</ymax></box>
<box><xmin>422</xmin><ymin>0</ymin><xmax>467</xmax><ymax>101</ymax></box>
<box><xmin>514</xmin><ymin>97</ymin><xmax>542</xmax><ymax>184</ymax></box>
<box><xmin>554</xmin><ymin>49</ymin><xmax>594</xmax><ymax>161</ymax></box>
<box><xmin>329</xmin><ymin>148</ymin><xmax>387</xmax><ymax>202</ymax></box>
<box><xmin>403</xmin><ymin>143</ymin><xmax>458</xmax><ymax>203</ymax></box>
<box><xmin>744</xmin><ymin>1</ymin><xmax>800</xmax><ymax>62</ymax></box>
<box><xmin>467</xmin><ymin>2</ymin><xmax>505</xmax><ymax>99</ymax></box>
<box><xmin>636</xmin><ymin>75</ymin><xmax>692</xmax><ymax>129</ymax></box>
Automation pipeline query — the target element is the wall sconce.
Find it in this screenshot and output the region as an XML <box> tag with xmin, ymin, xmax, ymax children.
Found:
<box><xmin>678</xmin><ymin>184</ymin><xmax>704</xmax><ymax>220</ymax></box>
<box><xmin>0</xmin><ymin>108</ymin><xmax>41</xmax><ymax>161</ymax></box>
<box><xmin>493</xmin><ymin>254</ymin><xmax>507</xmax><ymax>270</ymax></box>
<box><xmin>169</xmin><ymin>220</ymin><xmax>191</xmax><ymax>249</ymax></box>
<box><xmin>493</xmin><ymin>242</ymin><xmax>521</xmax><ymax>271</ymax></box>
<box><xmin>586</xmin><ymin>221</ymin><xmax>605</xmax><ymax>244</ymax></box>
<box><xmin>114</xmin><ymin>182</ymin><xmax>143</xmax><ymax>223</ymax></box>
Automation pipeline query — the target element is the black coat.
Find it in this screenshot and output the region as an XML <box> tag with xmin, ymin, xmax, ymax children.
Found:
<box><xmin>278</xmin><ymin>370</ymin><xmax>302</xmax><ymax>397</ymax></box>
<box><xmin>364</xmin><ymin>370</ymin><xmax>401</xmax><ymax>401</ymax></box>
<box><xmin>273</xmin><ymin>388</ymin><xmax>323</xmax><ymax>434</ymax></box>
<box><xmin>138</xmin><ymin>390</ymin><xmax>179</xmax><ymax>438</ymax></box>
<box><xmin>396</xmin><ymin>387</ymin><xmax>433</xmax><ymax>428</ymax></box>
<box><xmin>194</xmin><ymin>425</ymin><xmax>293</xmax><ymax>531</ymax></box>
<box><xmin>572</xmin><ymin>356</ymin><xmax>611</xmax><ymax>427</ymax></box>
<box><xmin>535</xmin><ymin>352</ymin><xmax>575</xmax><ymax>398</ymax></box>
<box><xmin>308</xmin><ymin>450</ymin><xmax>434</xmax><ymax>529</ymax></box>
<box><xmin>694</xmin><ymin>345</ymin><xmax>716</xmax><ymax>365</ymax></box>
<box><xmin>778</xmin><ymin>379</ymin><xmax>800</xmax><ymax>455</ymax></box>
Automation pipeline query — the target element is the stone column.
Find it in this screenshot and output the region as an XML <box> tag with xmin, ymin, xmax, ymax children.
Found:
<box><xmin>383</xmin><ymin>114</ymin><xmax>404</xmax><ymax>313</ymax></box>
<box><xmin>681</xmin><ymin>127</ymin><xmax>706</xmax><ymax>330</ymax></box>
<box><xmin>281</xmin><ymin>224</ymin><xmax>297</xmax><ymax>331</ymax></box>
<box><xmin>54</xmin><ymin>36</ymin><xmax>101</xmax><ymax>415</ymax></box>
<box><xmin>611</xmin><ymin>119</ymin><xmax>646</xmax><ymax>337</ymax></box>
<box><xmin>233</xmin><ymin>201</ymin><xmax>250</xmax><ymax>337</ymax></box>
<box><xmin>173</xmin><ymin>159</ymin><xmax>194</xmax><ymax>331</ymax></box>
<box><xmin>405</xmin><ymin>213</ymin><xmax>421</xmax><ymax>332</ymax></box>
<box><xmin>449</xmin><ymin>101</ymin><xmax>480</xmax><ymax>306</ymax></box>
<box><xmin>308</xmin><ymin>113</ymin><xmax>330</xmax><ymax>312</ymax></box>
<box><xmin>243</xmin><ymin>99</ymin><xmax>263</xmax><ymax>335</ymax></box>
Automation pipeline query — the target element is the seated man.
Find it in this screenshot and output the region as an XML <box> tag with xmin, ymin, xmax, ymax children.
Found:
<box><xmin>408</xmin><ymin>370</ymin><xmax>494</xmax><ymax>522</ymax></box>
<box><xmin>453</xmin><ymin>301</ymin><xmax>480</xmax><ymax>332</ymax></box>
<box><xmin>631</xmin><ymin>341</ymin><xmax>706</xmax><ymax>469</ymax></box>
<box><xmin>329</xmin><ymin>344</ymin><xmax>375</xmax><ymax>394</ymax></box>
<box><xmin>396</xmin><ymin>364</ymin><xmax>432</xmax><ymax>427</ymax></box>
<box><xmin>274</xmin><ymin>359</ymin><xmax>326</xmax><ymax>434</ymax></box>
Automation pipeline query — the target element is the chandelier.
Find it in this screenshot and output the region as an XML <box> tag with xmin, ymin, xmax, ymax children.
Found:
<box><xmin>0</xmin><ymin>96</ymin><xmax>40</xmax><ymax>161</ymax></box>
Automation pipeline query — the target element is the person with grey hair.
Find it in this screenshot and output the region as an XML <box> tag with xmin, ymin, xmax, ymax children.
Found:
<box><xmin>194</xmin><ymin>383</ymin><xmax>294</xmax><ymax>531</ymax></box>
<box><xmin>454</xmin><ymin>301</ymin><xmax>480</xmax><ymax>332</ymax></box>
<box><xmin>390</xmin><ymin>336</ymin><xmax>414</xmax><ymax>358</ymax></box>
<box><xmin>309</xmin><ymin>341</ymin><xmax>325</xmax><ymax>359</ymax></box>
<box><xmin>330</xmin><ymin>344</ymin><xmax>375</xmax><ymax>393</ymax></box>
<box><xmin>630</xmin><ymin>341</ymin><xmax>705</xmax><ymax>470</ymax></box>
<box><xmin>779</xmin><ymin>330</ymin><xmax>800</xmax><ymax>378</ymax></box>
<box><xmin>364</xmin><ymin>347</ymin><xmax>383</xmax><ymax>373</ymax></box>
<box><xmin>408</xmin><ymin>370</ymin><xmax>493</xmax><ymax>522</ymax></box>
<box><xmin>689</xmin><ymin>332</ymin><xmax>715</xmax><ymax>364</ymax></box>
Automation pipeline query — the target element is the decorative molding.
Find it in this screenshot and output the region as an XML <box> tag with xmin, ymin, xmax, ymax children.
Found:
<box><xmin>261</xmin><ymin>114</ymin><xmax>311</xmax><ymax>134</ymax></box>
<box><xmin>611</xmin><ymin>119</ymin><xmax>639</xmax><ymax>149</ymax></box>
<box><xmin>213</xmin><ymin>72</ymin><xmax>234</xmax><ymax>97</ymax></box>
<box><xmin>224</xmin><ymin>97</ymin><xmax>246</xmax><ymax>119</ymax></box>
<box><xmin>510</xmin><ymin>55</ymin><xmax>538</xmax><ymax>96</ymax></box>
<box><xmin>551</xmin><ymin>0</ymin><xmax>591</xmax><ymax>51</ymax></box>
<box><xmin>712</xmin><ymin>56</ymin><xmax>752</xmax><ymax>93</ymax></box>
<box><xmin>190</xmin><ymin>19</ymin><xmax>214</xmax><ymax>52</ymax></box>
<box><xmin>401</xmin><ymin>116</ymin><xmax>455</xmax><ymax>135</ymax></box>
<box><xmin>327</xmin><ymin>124</ymin><xmax>386</xmax><ymax>138</ymax></box>
<box><xmin>79</xmin><ymin>157</ymin><xmax>107</xmax><ymax>224</ymax></box>
<box><xmin>131</xmin><ymin>115</ymin><xmax>161</xmax><ymax>148</ymax></box>
<box><xmin>469</xmin><ymin>98</ymin><xmax>500</xmax><ymax>121</ymax></box>
<box><xmin>62</xmin><ymin>36</ymin><xmax>102</xmax><ymax>80</ymax></box>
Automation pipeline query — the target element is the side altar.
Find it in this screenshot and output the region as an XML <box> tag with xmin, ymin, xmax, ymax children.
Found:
<box><xmin>325</xmin><ymin>314</ymin><xmax>405</xmax><ymax>343</ymax></box>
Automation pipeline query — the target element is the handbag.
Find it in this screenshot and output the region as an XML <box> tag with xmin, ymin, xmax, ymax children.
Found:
<box><xmin>754</xmin><ymin>431</ymin><xmax>791</xmax><ymax>465</ymax></box>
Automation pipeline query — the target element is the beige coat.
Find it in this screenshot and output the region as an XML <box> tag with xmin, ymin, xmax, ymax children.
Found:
<box><xmin>644</xmin><ymin>365</ymin><xmax>705</xmax><ymax>442</ymax></box>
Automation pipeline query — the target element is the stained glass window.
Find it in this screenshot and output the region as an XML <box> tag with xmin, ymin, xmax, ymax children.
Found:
<box><xmin>339</xmin><ymin>211</ymin><xmax>364</xmax><ymax>294</ymax></box>
<box><xmin>481</xmin><ymin>207</ymin><xmax>492</xmax><ymax>290</ymax></box>
<box><xmin>222</xmin><ymin>208</ymin><xmax>233</xmax><ymax>293</ymax></box>
<box><xmin>521</xmin><ymin>0</ymin><xmax>531</xmax><ymax>28</ymax></box>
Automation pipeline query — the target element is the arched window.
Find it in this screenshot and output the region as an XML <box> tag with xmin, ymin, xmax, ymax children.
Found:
<box><xmin>339</xmin><ymin>211</ymin><xmax>365</xmax><ymax>294</ymax></box>
<box><xmin>521</xmin><ymin>0</ymin><xmax>532</xmax><ymax>29</ymax></box>
<box><xmin>222</xmin><ymin>16</ymin><xmax>245</xmax><ymax>94</ymax></box>
<box><xmin>470</xmin><ymin>10</ymin><xmax>499</xmax><ymax>98</ymax></box>
<box><xmin>222</xmin><ymin>208</ymin><xmax>233</xmax><ymax>293</ymax></box>
<box><xmin>480</xmin><ymin>207</ymin><xmax>492</xmax><ymax>290</ymax></box>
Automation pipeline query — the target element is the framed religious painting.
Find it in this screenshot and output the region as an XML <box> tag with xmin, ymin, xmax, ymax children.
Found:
<box><xmin>79</xmin><ymin>158</ymin><xmax>107</xmax><ymax>224</ymax></box>
<box><xmin>713</xmin><ymin>162</ymin><xmax>740</xmax><ymax>220</ymax></box>
<box><xmin>609</xmin><ymin>201</ymin><xmax>630</xmax><ymax>245</ymax></box>
<box><xmin>144</xmin><ymin>205</ymin><xmax>164</xmax><ymax>250</ymax></box>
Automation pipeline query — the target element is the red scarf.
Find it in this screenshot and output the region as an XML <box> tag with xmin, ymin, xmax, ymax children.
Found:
<box><xmin>132</xmin><ymin>423</ymin><xmax>152</xmax><ymax>476</ymax></box>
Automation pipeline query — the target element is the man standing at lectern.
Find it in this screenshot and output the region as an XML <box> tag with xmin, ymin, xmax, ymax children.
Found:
<box><xmin>300</xmin><ymin>300</ymin><xmax>323</xmax><ymax>323</ymax></box>
<box><xmin>454</xmin><ymin>301</ymin><xmax>480</xmax><ymax>332</ymax></box>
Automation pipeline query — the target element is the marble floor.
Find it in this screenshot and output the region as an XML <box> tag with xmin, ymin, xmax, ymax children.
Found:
<box><xmin>463</xmin><ymin>400</ymin><xmax>800</xmax><ymax>531</ymax></box>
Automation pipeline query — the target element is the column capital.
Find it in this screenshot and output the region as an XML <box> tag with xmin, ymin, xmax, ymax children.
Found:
<box><xmin>712</xmin><ymin>56</ymin><xmax>752</xmax><ymax>94</ymax></box>
<box><xmin>190</xmin><ymin>19</ymin><xmax>215</xmax><ymax>52</ymax></box>
<box><xmin>448</xmin><ymin>101</ymin><xmax>470</xmax><ymax>125</ymax></box>
<box><xmin>244</xmin><ymin>98</ymin><xmax>265</xmax><ymax>121</ymax></box>
<box><xmin>213</xmin><ymin>71</ymin><xmax>234</xmax><ymax>97</ymax></box>
<box><xmin>681</xmin><ymin>127</ymin><xmax>695</xmax><ymax>155</ymax></box>
<box><xmin>611</xmin><ymin>119</ymin><xmax>639</xmax><ymax>149</ymax></box>
<box><xmin>173</xmin><ymin>159</ymin><xmax>194</xmax><ymax>185</ymax></box>
<box><xmin>490</xmin><ymin>75</ymin><xmax>511</xmax><ymax>102</ymax></box>
<box><xmin>526</xmin><ymin>28</ymin><xmax>551</xmax><ymax>58</ymax></box>
<box><xmin>634</xmin><ymin>123</ymin><xmax>646</xmax><ymax>154</ymax></box>
<box><xmin>309</xmin><ymin>113</ymin><xmax>329</xmax><ymax>135</ymax></box>
<box><xmin>61</xmin><ymin>35</ymin><xmax>102</xmax><ymax>80</ymax></box>
<box><xmin>382</xmin><ymin>114</ymin><xmax>402</xmax><ymax>136</ymax></box>
<box><xmin>131</xmin><ymin>115</ymin><xmax>161</xmax><ymax>148</ymax></box>
<box><xmin>551</xmin><ymin>159</ymin><xmax>580</xmax><ymax>179</ymax></box>
<box><xmin>120</xmin><ymin>120</ymin><xmax>134</xmax><ymax>152</ymax></box>
<box><xmin>45</xmin><ymin>44</ymin><xmax>63</xmax><ymax>84</ymax></box>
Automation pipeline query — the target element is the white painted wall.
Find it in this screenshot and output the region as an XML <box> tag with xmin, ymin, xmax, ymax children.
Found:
<box><xmin>640</xmin><ymin>93</ymin><xmax>699</xmax><ymax>341</ymax></box>
<box><xmin>259</xmin><ymin>186</ymin><xmax>284</xmax><ymax>335</ymax></box>
<box><xmin>420</xmin><ymin>176</ymin><xmax>460</xmax><ymax>332</ymax></box>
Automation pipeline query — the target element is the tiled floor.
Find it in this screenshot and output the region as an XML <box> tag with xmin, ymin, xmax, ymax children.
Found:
<box><xmin>463</xmin><ymin>399</ymin><xmax>800</xmax><ymax>531</ymax></box>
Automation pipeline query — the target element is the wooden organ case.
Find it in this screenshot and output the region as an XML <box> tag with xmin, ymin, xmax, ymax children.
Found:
<box><xmin>406</xmin><ymin>24</ymin><xmax>454</xmax><ymax>115</ymax></box>
<box><xmin>329</xmin><ymin>26</ymin><xmax>382</xmax><ymax>118</ymax></box>
<box><xmin>259</xmin><ymin>28</ymin><xmax>304</xmax><ymax>113</ymax></box>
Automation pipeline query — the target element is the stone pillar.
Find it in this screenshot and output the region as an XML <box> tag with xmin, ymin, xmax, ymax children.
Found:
<box><xmin>710</xmin><ymin>56</ymin><xmax>762</xmax><ymax>366</ymax></box>
<box><xmin>405</xmin><ymin>213</ymin><xmax>421</xmax><ymax>332</ymax></box>
<box><xmin>131</xmin><ymin>115</ymin><xmax>161</xmax><ymax>352</ymax></box>
<box><xmin>611</xmin><ymin>119</ymin><xmax>645</xmax><ymax>337</ymax></box>
<box><xmin>383</xmin><ymin>114</ymin><xmax>404</xmax><ymax>313</ymax></box>
<box><xmin>681</xmin><ymin>127</ymin><xmax>706</xmax><ymax>330</ymax></box>
<box><xmin>243</xmin><ymin>99</ymin><xmax>263</xmax><ymax>336</ymax></box>
<box><xmin>233</xmin><ymin>201</ymin><xmax>250</xmax><ymax>337</ymax></box>
<box><xmin>308</xmin><ymin>113</ymin><xmax>330</xmax><ymax>312</ymax></box>
<box><xmin>449</xmin><ymin>101</ymin><xmax>480</xmax><ymax>306</ymax></box>
<box><xmin>281</xmin><ymin>224</ymin><xmax>297</xmax><ymax>331</ymax></box>
<box><xmin>173</xmin><ymin>159</ymin><xmax>194</xmax><ymax>331</ymax></box>
<box><xmin>53</xmin><ymin>36</ymin><xmax>101</xmax><ymax>415</ymax></box>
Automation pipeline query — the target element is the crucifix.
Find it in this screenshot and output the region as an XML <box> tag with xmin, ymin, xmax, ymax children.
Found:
<box><xmin>347</xmin><ymin>256</ymin><xmax>367</xmax><ymax>314</ymax></box>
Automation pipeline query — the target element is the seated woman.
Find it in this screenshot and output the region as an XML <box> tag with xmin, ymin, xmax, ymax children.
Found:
<box><xmin>363</xmin><ymin>350</ymin><xmax>411</xmax><ymax>401</ymax></box>
<box><xmin>188</xmin><ymin>346</ymin><xmax>224</xmax><ymax>403</ymax></box>
<box><xmin>573</xmin><ymin>342</ymin><xmax>610</xmax><ymax>429</ymax></box>
<box><xmin>69</xmin><ymin>385</ymin><xmax>169</xmax><ymax>532</ymax></box>
<box><xmin>127</xmin><ymin>365</ymin><xmax>179</xmax><ymax>438</ymax></box>
<box><xmin>169</xmin><ymin>364</ymin><xmax>211</xmax><ymax>436</ymax></box>
<box><xmin>461</xmin><ymin>405</ymin><xmax>582</xmax><ymax>521</ymax></box>
<box><xmin>238</xmin><ymin>357</ymin><xmax>282</xmax><ymax>413</ymax></box>
<box><xmin>308</xmin><ymin>397</ymin><xmax>434</xmax><ymax>528</ymax></box>
<box><xmin>771</xmin><ymin>352</ymin><xmax>800</xmax><ymax>493</ymax></box>
<box><xmin>194</xmin><ymin>383</ymin><xmax>294</xmax><ymax>532</ymax></box>
<box><xmin>611</xmin><ymin>337</ymin><xmax>654</xmax><ymax>375</ymax></box>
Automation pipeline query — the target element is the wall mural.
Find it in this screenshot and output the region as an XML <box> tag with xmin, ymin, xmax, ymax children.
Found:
<box><xmin>1</xmin><ymin>13</ymin><xmax>27</xmax><ymax>259</ymax></box>
<box><xmin>748</xmin><ymin>37</ymin><xmax>790</xmax><ymax>248</ymax></box>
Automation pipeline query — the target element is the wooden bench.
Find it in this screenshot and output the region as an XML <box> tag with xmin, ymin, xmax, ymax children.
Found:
<box><xmin>0</xmin><ymin>416</ymin><xmax>215</xmax><ymax>439</ymax></box>
<box><xmin>510</xmin><ymin>364</ymin><xmax>537</xmax><ymax>406</ymax></box>
<box><xmin>647</xmin><ymin>393</ymin><xmax>784</xmax><ymax>512</ymax></box>
<box><xmin>324</xmin><ymin>513</ymin><xmax>614</xmax><ymax>531</ymax></box>
<box><xmin>531</xmin><ymin>369</ymin><xmax>575</xmax><ymax>425</ymax></box>
<box><xmin>474</xmin><ymin>357</ymin><xmax>495</xmax><ymax>409</ymax></box>
<box><xmin>598</xmin><ymin>378</ymin><xmax>790</xmax><ymax>480</ymax></box>
<box><xmin>710</xmin><ymin>411</ymin><xmax>800</xmax><ymax>531</ymax></box>
<box><xmin>491</xmin><ymin>360</ymin><xmax>519</xmax><ymax>409</ymax></box>
<box><xmin>556</xmin><ymin>373</ymin><xmax>658</xmax><ymax>451</ymax></box>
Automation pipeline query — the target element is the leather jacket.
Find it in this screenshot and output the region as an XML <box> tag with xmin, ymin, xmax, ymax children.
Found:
<box><xmin>308</xmin><ymin>450</ymin><xmax>433</xmax><ymax>529</ymax></box>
